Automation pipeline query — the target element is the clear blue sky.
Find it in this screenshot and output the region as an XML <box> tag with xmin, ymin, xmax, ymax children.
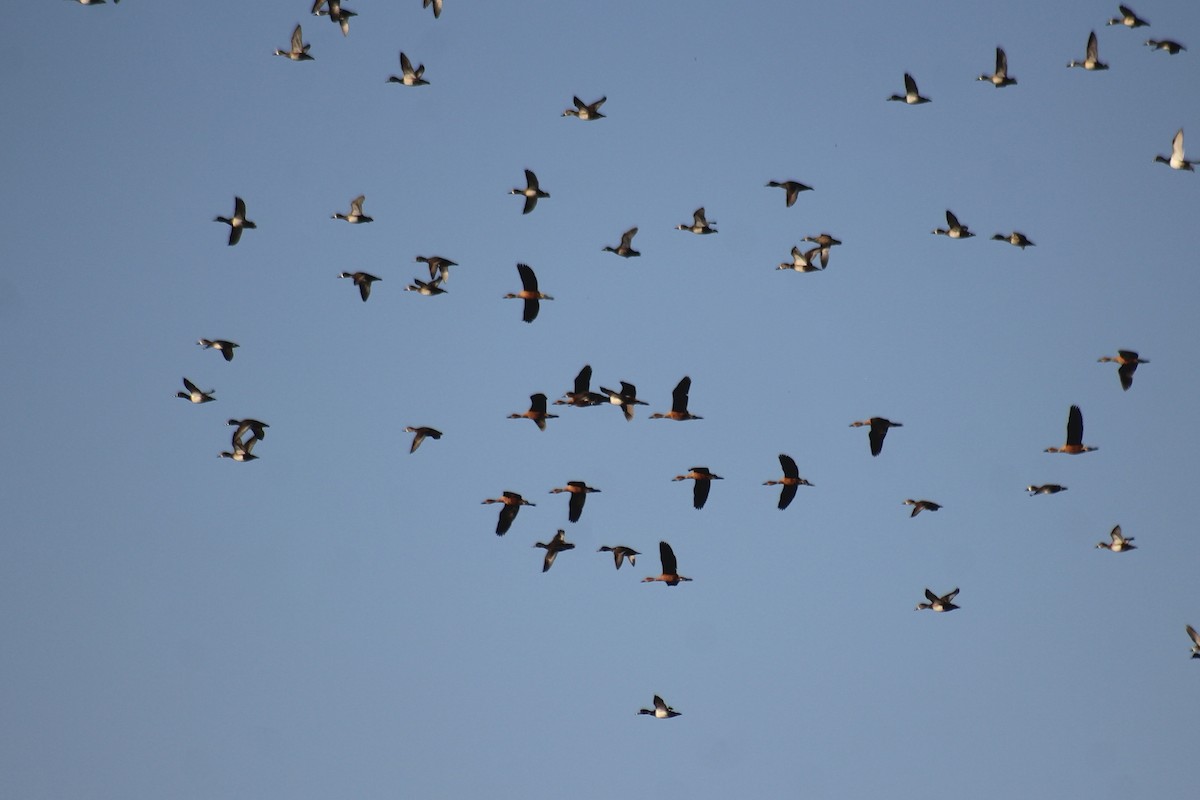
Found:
<box><xmin>2</xmin><ymin>2</ymin><xmax>1198</xmax><ymax>798</ymax></box>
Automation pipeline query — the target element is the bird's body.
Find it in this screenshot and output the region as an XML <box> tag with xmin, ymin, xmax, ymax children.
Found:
<box><xmin>888</xmin><ymin>73</ymin><xmax>930</xmax><ymax>104</ymax></box>
<box><xmin>197</xmin><ymin>339</ymin><xmax>239</xmax><ymax>362</ymax></box>
<box><xmin>1096</xmin><ymin>525</ymin><xmax>1136</xmax><ymax>552</ymax></box>
<box><xmin>992</xmin><ymin>231</ymin><xmax>1035</xmax><ymax>249</ymax></box>
<box><xmin>504</xmin><ymin>263</ymin><xmax>552</xmax><ymax>323</ymax></box>
<box><xmin>676</xmin><ymin>207</ymin><xmax>717</xmax><ymax>234</ymax></box>
<box><xmin>1068</xmin><ymin>32</ymin><xmax>1108</xmax><ymax>70</ymax></box>
<box><xmin>549</xmin><ymin>481</ymin><xmax>600</xmax><ymax>523</ymax></box>
<box><xmin>535</xmin><ymin>530</ymin><xmax>575</xmax><ymax>572</ymax></box>
<box><xmin>598</xmin><ymin>545</ymin><xmax>639</xmax><ymax>570</ymax></box>
<box><xmin>603</xmin><ymin>227</ymin><xmax>640</xmax><ymax>258</ymax></box>
<box><xmin>766</xmin><ymin>180</ymin><xmax>812</xmax><ymax>207</ymax></box>
<box><xmin>916</xmin><ymin>587</ymin><xmax>960</xmax><ymax>612</ymax></box>
<box><xmin>416</xmin><ymin>255</ymin><xmax>457</xmax><ymax>283</ymax></box>
<box><xmin>850</xmin><ymin>417</ymin><xmax>902</xmax><ymax>456</ymax></box>
<box><xmin>332</xmin><ymin>195</ymin><xmax>373</xmax><ymax>223</ymax></box>
<box><xmin>933</xmin><ymin>210</ymin><xmax>974</xmax><ymax>238</ymax></box>
<box><xmin>763</xmin><ymin>454</ymin><xmax>813</xmax><ymax>510</ymax></box>
<box><xmin>176</xmin><ymin>377</ymin><xmax>215</xmax><ymax>404</ymax></box>
<box><xmin>1098</xmin><ymin>350</ymin><xmax>1148</xmax><ymax>391</ymax></box>
<box><xmin>598</xmin><ymin>381</ymin><xmax>647</xmax><ymax>421</ymax></box>
<box><xmin>388</xmin><ymin>52</ymin><xmax>428</xmax><ymax>86</ymax></box>
<box><xmin>1027</xmin><ymin>484</ymin><xmax>1067</xmax><ymax>496</ymax></box>
<box><xmin>778</xmin><ymin>245</ymin><xmax>824</xmax><ymax>272</ymax></box>
<box><xmin>650</xmin><ymin>376</ymin><xmax>702</xmax><ymax>421</ymax></box>
<box><xmin>404</xmin><ymin>426</ymin><xmax>442</xmax><ymax>453</ymax></box>
<box><xmin>1107</xmin><ymin>5</ymin><xmax>1148</xmax><ymax>28</ymax></box>
<box><xmin>563</xmin><ymin>95</ymin><xmax>606</xmax><ymax>120</ymax></box>
<box><xmin>642</xmin><ymin>541</ymin><xmax>691</xmax><ymax>585</ymax></box>
<box><xmin>274</xmin><ymin>24</ymin><xmax>314</xmax><ymax>61</ymax></box>
<box><xmin>1154</xmin><ymin>129</ymin><xmax>1194</xmax><ymax>171</ymax></box>
<box><xmin>673</xmin><ymin>467</ymin><xmax>723</xmax><ymax>510</ymax></box>
<box><xmin>511</xmin><ymin>169</ymin><xmax>548</xmax><ymax>214</ymax></box>
<box><xmin>482</xmin><ymin>491</ymin><xmax>534</xmax><ymax>536</ymax></box>
<box><xmin>638</xmin><ymin>695</ymin><xmax>681</xmax><ymax>718</ymax></box>
<box><xmin>1045</xmin><ymin>405</ymin><xmax>1097</xmax><ymax>454</ymax></box>
<box><xmin>214</xmin><ymin>197</ymin><xmax>256</xmax><ymax>246</ymax></box>
<box><xmin>904</xmin><ymin>499</ymin><xmax>942</xmax><ymax>517</ymax></box>
<box><xmin>405</xmin><ymin>277</ymin><xmax>447</xmax><ymax>296</ymax></box>
<box><xmin>227</xmin><ymin>418</ymin><xmax>268</xmax><ymax>448</ymax></box>
<box><xmin>978</xmin><ymin>47</ymin><xmax>1016</xmax><ymax>87</ymax></box>
<box><xmin>509</xmin><ymin>393</ymin><xmax>558</xmax><ymax>431</ymax></box>
<box><xmin>1145</xmin><ymin>39</ymin><xmax>1185</xmax><ymax>54</ymax></box>
<box><xmin>554</xmin><ymin>365</ymin><xmax>608</xmax><ymax>407</ymax></box>
<box><xmin>338</xmin><ymin>271</ymin><xmax>381</xmax><ymax>302</ymax></box>
<box><xmin>1186</xmin><ymin>625</ymin><xmax>1200</xmax><ymax>658</ymax></box>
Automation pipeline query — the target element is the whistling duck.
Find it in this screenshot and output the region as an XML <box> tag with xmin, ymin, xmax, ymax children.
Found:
<box><xmin>509</xmin><ymin>393</ymin><xmax>557</xmax><ymax>431</ymax></box>
<box><xmin>405</xmin><ymin>277</ymin><xmax>447</xmax><ymax>296</ymax></box>
<box><xmin>338</xmin><ymin>271</ymin><xmax>381</xmax><ymax>302</ymax></box>
<box><xmin>978</xmin><ymin>47</ymin><xmax>1016</xmax><ymax>87</ymax></box>
<box><xmin>423</xmin><ymin>0</ymin><xmax>442</xmax><ymax>19</ymax></box>
<box><xmin>850</xmin><ymin>417</ymin><xmax>902</xmax><ymax>457</ymax></box>
<box><xmin>637</xmin><ymin>695</ymin><xmax>681</xmax><ymax>718</ymax></box>
<box><xmin>563</xmin><ymin>96</ymin><xmax>606</xmax><ymax>120</ymax></box>
<box><xmin>219</xmin><ymin>437</ymin><xmax>258</xmax><ymax>462</ymax></box>
<box><xmin>650</xmin><ymin>376</ymin><xmax>703</xmax><ymax>421</ymax></box>
<box><xmin>274</xmin><ymin>24</ymin><xmax>314</xmax><ymax>61</ymax></box>
<box><xmin>1145</xmin><ymin>39</ymin><xmax>1185</xmax><ymax>54</ymax></box>
<box><xmin>1186</xmin><ymin>625</ymin><xmax>1200</xmax><ymax>658</ymax></box>
<box><xmin>1068</xmin><ymin>32</ymin><xmax>1108</xmax><ymax>70</ymax></box>
<box><xmin>778</xmin><ymin>245</ymin><xmax>824</xmax><ymax>272</ymax></box>
<box><xmin>1107</xmin><ymin>5</ymin><xmax>1148</xmax><ymax>28</ymax></box>
<box><xmin>888</xmin><ymin>73</ymin><xmax>931</xmax><ymax>104</ymax></box>
<box><xmin>673</xmin><ymin>467</ymin><xmax>722</xmax><ymax>510</ymax></box>
<box><xmin>554</xmin><ymin>364</ymin><xmax>608</xmax><ymax>407</ymax></box>
<box><xmin>642</xmin><ymin>541</ymin><xmax>691</xmax><ymax>585</ymax></box>
<box><xmin>176</xmin><ymin>377</ymin><xmax>215</xmax><ymax>404</ymax></box>
<box><xmin>416</xmin><ymin>255</ymin><xmax>457</xmax><ymax>283</ymax></box>
<box><xmin>904</xmin><ymin>499</ymin><xmax>942</xmax><ymax>517</ymax></box>
<box><xmin>510</xmin><ymin>169</ymin><xmax>549</xmax><ymax>214</ymax></box>
<box><xmin>1096</xmin><ymin>525</ymin><xmax>1135</xmax><ymax>552</ymax></box>
<box><xmin>1155</xmin><ymin>129</ymin><xmax>1194</xmax><ymax>171</ymax></box>
<box><xmin>676</xmin><ymin>207</ymin><xmax>717</xmax><ymax>234</ymax></box>
<box><xmin>482</xmin><ymin>491</ymin><xmax>534</xmax><ymax>536</ymax></box>
<box><xmin>766</xmin><ymin>180</ymin><xmax>812</xmax><ymax>207</ymax></box>
<box><xmin>535</xmin><ymin>530</ymin><xmax>575</xmax><ymax>572</ymax></box>
<box><xmin>1045</xmin><ymin>405</ymin><xmax>1097</xmax><ymax>453</ymax></box>
<box><xmin>504</xmin><ymin>263</ymin><xmax>552</xmax><ymax>323</ymax></box>
<box><xmin>549</xmin><ymin>481</ymin><xmax>600</xmax><ymax>523</ymax></box>
<box><xmin>332</xmin><ymin>195</ymin><xmax>373</xmax><ymax>223</ymax></box>
<box><xmin>403</xmin><ymin>426</ymin><xmax>442</xmax><ymax>453</ymax></box>
<box><xmin>916</xmin><ymin>587</ymin><xmax>960</xmax><ymax>612</ymax></box>
<box><xmin>1098</xmin><ymin>350</ymin><xmax>1149</xmax><ymax>391</ymax></box>
<box><xmin>1026</xmin><ymin>484</ymin><xmax>1067</xmax><ymax>496</ymax></box>
<box><xmin>227</xmin><ymin>418</ymin><xmax>268</xmax><ymax>447</ymax></box>
<box><xmin>598</xmin><ymin>381</ymin><xmax>647</xmax><ymax>421</ymax></box>
<box><xmin>214</xmin><ymin>197</ymin><xmax>256</xmax><ymax>246</ymax></box>
<box><xmin>598</xmin><ymin>545</ymin><xmax>639</xmax><ymax>570</ymax></box>
<box><xmin>197</xmin><ymin>339</ymin><xmax>239</xmax><ymax>362</ymax></box>
<box><xmin>991</xmin><ymin>231</ymin><xmax>1035</xmax><ymax>249</ymax></box>
<box><xmin>763</xmin><ymin>454</ymin><xmax>813</xmax><ymax>510</ymax></box>
<box><xmin>388</xmin><ymin>53</ymin><xmax>428</xmax><ymax>86</ymax></box>
<box><xmin>932</xmin><ymin>210</ymin><xmax>974</xmax><ymax>238</ymax></box>
<box><xmin>603</xmin><ymin>227</ymin><xmax>640</xmax><ymax>258</ymax></box>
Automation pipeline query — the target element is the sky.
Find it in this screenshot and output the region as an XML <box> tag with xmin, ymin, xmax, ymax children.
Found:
<box><xmin>2</xmin><ymin>1</ymin><xmax>1199</xmax><ymax>798</ymax></box>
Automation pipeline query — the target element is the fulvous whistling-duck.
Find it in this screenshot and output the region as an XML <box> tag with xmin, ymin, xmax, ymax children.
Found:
<box><xmin>888</xmin><ymin>73</ymin><xmax>931</xmax><ymax>104</ymax></box>
<box><xmin>1098</xmin><ymin>350</ymin><xmax>1148</xmax><ymax>391</ymax></box>
<box><xmin>416</xmin><ymin>255</ymin><xmax>457</xmax><ymax>284</ymax></box>
<box><xmin>1154</xmin><ymin>129</ymin><xmax>1194</xmax><ymax>171</ymax></box>
<box><xmin>598</xmin><ymin>381</ymin><xmax>647</xmax><ymax>421</ymax></box>
<box><xmin>509</xmin><ymin>393</ymin><xmax>558</xmax><ymax>431</ymax></box>
<box><xmin>650</xmin><ymin>376</ymin><xmax>703</xmax><ymax>421</ymax></box>
<box><xmin>673</xmin><ymin>467</ymin><xmax>722</xmax><ymax>510</ymax></box>
<box><xmin>214</xmin><ymin>197</ymin><xmax>256</xmax><ymax>246</ymax></box>
<box><xmin>338</xmin><ymin>271</ymin><xmax>381</xmax><ymax>302</ymax></box>
<box><xmin>176</xmin><ymin>377</ymin><xmax>215</xmax><ymax>404</ymax></box>
<box><xmin>642</xmin><ymin>541</ymin><xmax>691</xmax><ymax>585</ymax></box>
<box><xmin>766</xmin><ymin>180</ymin><xmax>812</xmax><ymax>207</ymax></box>
<box><xmin>313</xmin><ymin>0</ymin><xmax>354</xmax><ymax>36</ymax></box>
<box><xmin>198</xmin><ymin>339</ymin><xmax>239</xmax><ymax>362</ymax></box>
<box><xmin>554</xmin><ymin>364</ymin><xmax>608</xmax><ymax>407</ymax></box>
<box><xmin>637</xmin><ymin>695</ymin><xmax>681</xmax><ymax>718</ymax></box>
<box><xmin>563</xmin><ymin>96</ymin><xmax>606</xmax><ymax>120</ymax></box>
<box><xmin>991</xmin><ymin>231</ymin><xmax>1035</xmax><ymax>249</ymax></box>
<box><xmin>505</xmin><ymin>263</ymin><xmax>552</xmax><ymax>323</ymax></box>
<box><xmin>388</xmin><ymin>52</ymin><xmax>428</xmax><ymax>86</ymax></box>
<box><xmin>227</xmin><ymin>418</ymin><xmax>268</xmax><ymax>447</ymax></box>
<box><xmin>904</xmin><ymin>499</ymin><xmax>942</xmax><ymax>517</ymax></box>
<box><xmin>549</xmin><ymin>481</ymin><xmax>600</xmax><ymax>523</ymax></box>
<box><xmin>510</xmin><ymin>169</ymin><xmax>549</xmax><ymax>214</ymax></box>
<box><xmin>778</xmin><ymin>245</ymin><xmax>824</xmax><ymax>272</ymax></box>
<box><xmin>1145</xmin><ymin>39</ymin><xmax>1185</xmax><ymax>54</ymax></box>
<box><xmin>978</xmin><ymin>47</ymin><xmax>1017</xmax><ymax>87</ymax></box>
<box><xmin>916</xmin><ymin>587</ymin><xmax>959</xmax><ymax>612</ymax></box>
<box><xmin>1045</xmin><ymin>405</ymin><xmax>1097</xmax><ymax>454</ymax></box>
<box><xmin>598</xmin><ymin>545</ymin><xmax>639</xmax><ymax>570</ymax></box>
<box><xmin>763</xmin><ymin>453</ymin><xmax>813</xmax><ymax>510</ymax></box>
<box><xmin>274</xmin><ymin>24</ymin><xmax>314</xmax><ymax>61</ymax></box>
<box><xmin>932</xmin><ymin>210</ymin><xmax>974</xmax><ymax>238</ymax></box>
<box><xmin>603</xmin><ymin>227</ymin><xmax>640</xmax><ymax>258</ymax></box>
<box><xmin>332</xmin><ymin>195</ymin><xmax>373</xmax><ymax>223</ymax></box>
<box><xmin>535</xmin><ymin>529</ymin><xmax>575</xmax><ymax>572</ymax></box>
<box><xmin>1096</xmin><ymin>525</ymin><xmax>1135</xmax><ymax>552</ymax></box>
<box><xmin>676</xmin><ymin>207</ymin><xmax>717</xmax><ymax>234</ymax></box>
<box><xmin>1107</xmin><ymin>5</ymin><xmax>1148</xmax><ymax>28</ymax></box>
<box><xmin>482</xmin><ymin>491</ymin><xmax>534</xmax><ymax>536</ymax></box>
<box><xmin>403</xmin><ymin>425</ymin><xmax>442</xmax><ymax>453</ymax></box>
<box><xmin>423</xmin><ymin>0</ymin><xmax>442</xmax><ymax>19</ymax></box>
<box><xmin>1186</xmin><ymin>625</ymin><xmax>1200</xmax><ymax>658</ymax></box>
<box><xmin>404</xmin><ymin>277</ymin><xmax>447</xmax><ymax>296</ymax></box>
<box><xmin>850</xmin><ymin>417</ymin><xmax>902</xmax><ymax>457</ymax></box>
<box><xmin>1068</xmin><ymin>32</ymin><xmax>1108</xmax><ymax>69</ymax></box>
<box><xmin>1026</xmin><ymin>484</ymin><xmax>1067</xmax><ymax>496</ymax></box>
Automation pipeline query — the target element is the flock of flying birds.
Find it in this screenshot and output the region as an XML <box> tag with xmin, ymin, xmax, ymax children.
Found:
<box><xmin>96</xmin><ymin>0</ymin><xmax>1196</xmax><ymax>720</ymax></box>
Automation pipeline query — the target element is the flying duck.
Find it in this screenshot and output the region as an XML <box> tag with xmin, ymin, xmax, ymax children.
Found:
<box><xmin>766</xmin><ymin>180</ymin><xmax>812</xmax><ymax>207</ymax></box>
<box><xmin>991</xmin><ymin>231</ymin><xmax>1035</xmax><ymax>249</ymax></box>
<box><xmin>978</xmin><ymin>47</ymin><xmax>1016</xmax><ymax>87</ymax></box>
<box><xmin>227</xmin><ymin>418</ymin><xmax>268</xmax><ymax>447</ymax></box>
<box><xmin>197</xmin><ymin>339</ymin><xmax>239</xmax><ymax>362</ymax></box>
<box><xmin>650</xmin><ymin>376</ymin><xmax>703</xmax><ymax>421</ymax></box>
<box><xmin>549</xmin><ymin>481</ymin><xmax>600</xmax><ymax>523</ymax></box>
<box><xmin>404</xmin><ymin>277</ymin><xmax>447</xmax><ymax>296</ymax></box>
<box><xmin>1097</xmin><ymin>350</ymin><xmax>1148</xmax><ymax>391</ymax></box>
<box><xmin>642</xmin><ymin>541</ymin><xmax>691</xmax><ymax>586</ymax></box>
<box><xmin>535</xmin><ymin>530</ymin><xmax>575</xmax><ymax>572</ymax></box>
<box><xmin>274</xmin><ymin>24</ymin><xmax>314</xmax><ymax>61</ymax></box>
<box><xmin>504</xmin><ymin>263</ymin><xmax>552</xmax><ymax>323</ymax></box>
<box><xmin>1096</xmin><ymin>525</ymin><xmax>1136</xmax><ymax>552</ymax></box>
<box><xmin>673</xmin><ymin>467</ymin><xmax>723</xmax><ymax>510</ymax></box>
<box><xmin>332</xmin><ymin>195</ymin><xmax>373</xmax><ymax>223</ymax></box>
<box><xmin>676</xmin><ymin>207</ymin><xmax>717</xmax><ymax>234</ymax></box>
<box><xmin>1026</xmin><ymin>484</ymin><xmax>1067</xmax><ymax>496</ymax></box>
<box><xmin>338</xmin><ymin>271</ymin><xmax>381</xmax><ymax>302</ymax></box>
<box><xmin>763</xmin><ymin>454</ymin><xmax>813</xmax><ymax>510</ymax></box>
<box><xmin>1144</xmin><ymin>39</ymin><xmax>1185</xmax><ymax>54</ymax></box>
<box><xmin>219</xmin><ymin>437</ymin><xmax>258</xmax><ymax>462</ymax></box>
<box><xmin>888</xmin><ymin>73</ymin><xmax>931</xmax><ymax>104</ymax></box>
<box><xmin>932</xmin><ymin>210</ymin><xmax>974</xmax><ymax>238</ymax></box>
<box><xmin>602</xmin><ymin>227</ymin><xmax>640</xmax><ymax>258</ymax></box>
<box><xmin>423</xmin><ymin>0</ymin><xmax>442</xmax><ymax>18</ymax></box>
<box><xmin>482</xmin><ymin>491</ymin><xmax>534</xmax><ymax>536</ymax></box>
<box><xmin>403</xmin><ymin>426</ymin><xmax>442</xmax><ymax>453</ymax></box>
<box><xmin>214</xmin><ymin>197</ymin><xmax>256</xmax><ymax>246</ymax></box>
<box><xmin>598</xmin><ymin>381</ymin><xmax>647</xmax><ymax>421</ymax></box>
<box><xmin>637</xmin><ymin>695</ymin><xmax>682</xmax><ymax>718</ymax></box>
<box><xmin>176</xmin><ymin>377</ymin><xmax>215</xmax><ymax>404</ymax></box>
<box><xmin>388</xmin><ymin>52</ymin><xmax>428</xmax><ymax>86</ymax></box>
<box><xmin>415</xmin><ymin>255</ymin><xmax>457</xmax><ymax>283</ymax></box>
<box><xmin>1107</xmin><ymin>5</ymin><xmax>1148</xmax><ymax>28</ymax></box>
<box><xmin>554</xmin><ymin>365</ymin><xmax>608</xmax><ymax>407</ymax></box>
<box><xmin>598</xmin><ymin>545</ymin><xmax>639</xmax><ymax>570</ymax></box>
<box><xmin>1154</xmin><ymin>129</ymin><xmax>1194</xmax><ymax>171</ymax></box>
<box><xmin>1068</xmin><ymin>32</ymin><xmax>1108</xmax><ymax>70</ymax></box>
<box><xmin>916</xmin><ymin>587</ymin><xmax>960</xmax><ymax>612</ymax></box>
<box><xmin>1186</xmin><ymin>625</ymin><xmax>1200</xmax><ymax>658</ymax></box>
<box><xmin>563</xmin><ymin>95</ymin><xmax>606</xmax><ymax>120</ymax></box>
<box><xmin>1044</xmin><ymin>405</ymin><xmax>1097</xmax><ymax>454</ymax></box>
<box><xmin>510</xmin><ymin>169</ymin><xmax>549</xmax><ymax>214</ymax></box>
<box><xmin>777</xmin><ymin>245</ymin><xmax>824</xmax><ymax>272</ymax></box>
<box><xmin>312</xmin><ymin>0</ymin><xmax>355</xmax><ymax>36</ymax></box>
<box><xmin>509</xmin><ymin>393</ymin><xmax>558</xmax><ymax>431</ymax></box>
<box><xmin>850</xmin><ymin>417</ymin><xmax>902</xmax><ymax>457</ymax></box>
<box><xmin>904</xmin><ymin>499</ymin><xmax>942</xmax><ymax>517</ymax></box>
